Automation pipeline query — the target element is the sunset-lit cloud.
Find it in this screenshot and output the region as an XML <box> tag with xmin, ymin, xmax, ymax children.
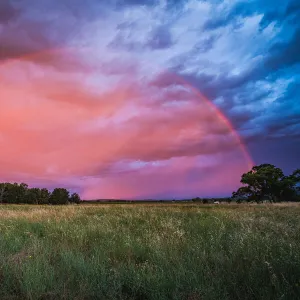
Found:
<box><xmin>0</xmin><ymin>48</ymin><xmax>249</xmax><ymax>198</ymax></box>
<box><xmin>0</xmin><ymin>0</ymin><xmax>299</xmax><ymax>199</ymax></box>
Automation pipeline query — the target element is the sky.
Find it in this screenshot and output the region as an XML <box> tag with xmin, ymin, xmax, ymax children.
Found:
<box><xmin>0</xmin><ymin>0</ymin><xmax>299</xmax><ymax>199</ymax></box>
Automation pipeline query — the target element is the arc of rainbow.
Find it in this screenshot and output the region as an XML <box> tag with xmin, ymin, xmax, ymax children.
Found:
<box><xmin>0</xmin><ymin>47</ymin><xmax>254</xmax><ymax>170</ymax></box>
<box><xmin>162</xmin><ymin>72</ymin><xmax>254</xmax><ymax>170</ymax></box>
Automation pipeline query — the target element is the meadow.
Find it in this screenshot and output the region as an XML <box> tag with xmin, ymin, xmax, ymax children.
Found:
<box><xmin>0</xmin><ymin>203</ymin><xmax>299</xmax><ymax>300</ymax></box>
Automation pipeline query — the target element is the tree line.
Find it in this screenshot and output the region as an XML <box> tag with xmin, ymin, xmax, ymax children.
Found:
<box><xmin>0</xmin><ymin>183</ymin><xmax>80</xmax><ymax>205</ymax></box>
<box><xmin>232</xmin><ymin>164</ymin><xmax>300</xmax><ymax>203</ymax></box>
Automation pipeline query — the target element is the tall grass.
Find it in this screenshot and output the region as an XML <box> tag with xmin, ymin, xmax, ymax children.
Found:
<box><xmin>0</xmin><ymin>204</ymin><xmax>299</xmax><ymax>299</ymax></box>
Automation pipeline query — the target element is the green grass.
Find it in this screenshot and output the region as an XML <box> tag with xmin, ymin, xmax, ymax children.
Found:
<box><xmin>0</xmin><ymin>203</ymin><xmax>299</xmax><ymax>300</ymax></box>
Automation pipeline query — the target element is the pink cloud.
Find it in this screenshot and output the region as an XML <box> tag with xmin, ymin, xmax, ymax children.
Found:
<box><xmin>0</xmin><ymin>49</ymin><xmax>251</xmax><ymax>198</ymax></box>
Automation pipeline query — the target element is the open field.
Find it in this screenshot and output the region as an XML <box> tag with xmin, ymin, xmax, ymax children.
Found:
<box><xmin>0</xmin><ymin>204</ymin><xmax>300</xmax><ymax>300</ymax></box>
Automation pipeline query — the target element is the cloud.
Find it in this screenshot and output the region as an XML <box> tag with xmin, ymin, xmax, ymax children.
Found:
<box><xmin>82</xmin><ymin>158</ymin><xmax>246</xmax><ymax>199</ymax></box>
<box><xmin>265</xmin><ymin>29</ymin><xmax>300</xmax><ymax>70</ymax></box>
<box><xmin>202</xmin><ymin>2</ymin><xmax>256</xmax><ymax>31</ymax></box>
<box><xmin>146</xmin><ymin>25</ymin><xmax>174</xmax><ymax>49</ymax></box>
<box><xmin>0</xmin><ymin>0</ymin><xmax>103</xmax><ymax>62</ymax></box>
<box><xmin>0</xmin><ymin>0</ymin><xmax>19</xmax><ymax>24</ymax></box>
<box><xmin>259</xmin><ymin>0</ymin><xmax>300</xmax><ymax>29</ymax></box>
<box><xmin>117</xmin><ymin>0</ymin><xmax>157</xmax><ymax>7</ymax></box>
<box><xmin>203</xmin><ymin>0</ymin><xmax>299</xmax><ymax>32</ymax></box>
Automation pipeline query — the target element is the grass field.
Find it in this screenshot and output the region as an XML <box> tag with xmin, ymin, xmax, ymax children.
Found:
<box><xmin>0</xmin><ymin>203</ymin><xmax>300</xmax><ymax>300</ymax></box>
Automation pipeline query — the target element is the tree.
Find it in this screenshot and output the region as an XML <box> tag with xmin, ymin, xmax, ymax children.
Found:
<box><xmin>232</xmin><ymin>186</ymin><xmax>253</xmax><ymax>202</ymax></box>
<box><xmin>39</xmin><ymin>188</ymin><xmax>50</xmax><ymax>204</ymax></box>
<box><xmin>233</xmin><ymin>164</ymin><xmax>300</xmax><ymax>203</ymax></box>
<box><xmin>282</xmin><ymin>169</ymin><xmax>300</xmax><ymax>201</ymax></box>
<box><xmin>0</xmin><ymin>183</ymin><xmax>7</xmax><ymax>203</ymax></box>
<box><xmin>26</xmin><ymin>188</ymin><xmax>40</xmax><ymax>204</ymax></box>
<box><xmin>2</xmin><ymin>183</ymin><xmax>29</xmax><ymax>204</ymax></box>
<box><xmin>69</xmin><ymin>193</ymin><xmax>81</xmax><ymax>204</ymax></box>
<box><xmin>25</xmin><ymin>188</ymin><xmax>50</xmax><ymax>205</ymax></box>
<box><xmin>49</xmin><ymin>188</ymin><xmax>70</xmax><ymax>205</ymax></box>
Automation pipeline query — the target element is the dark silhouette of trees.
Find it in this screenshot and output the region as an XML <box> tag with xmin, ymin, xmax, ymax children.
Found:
<box><xmin>0</xmin><ymin>183</ymin><xmax>80</xmax><ymax>205</ymax></box>
<box><xmin>39</xmin><ymin>188</ymin><xmax>51</xmax><ymax>204</ymax></box>
<box><xmin>69</xmin><ymin>193</ymin><xmax>81</xmax><ymax>204</ymax></box>
<box><xmin>232</xmin><ymin>164</ymin><xmax>300</xmax><ymax>203</ymax></box>
<box><xmin>49</xmin><ymin>188</ymin><xmax>70</xmax><ymax>205</ymax></box>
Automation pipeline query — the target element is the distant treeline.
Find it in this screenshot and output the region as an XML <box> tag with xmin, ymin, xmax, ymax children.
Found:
<box><xmin>0</xmin><ymin>183</ymin><xmax>80</xmax><ymax>205</ymax></box>
<box><xmin>81</xmin><ymin>197</ymin><xmax>231</xmax><ymax>204</ymax></box>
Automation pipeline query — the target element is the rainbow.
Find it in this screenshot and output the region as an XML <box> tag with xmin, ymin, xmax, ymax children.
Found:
<box><xmin>162</xmin><ymin>72</ymin><xmax>254</xmax><ymax>170</ymax></box>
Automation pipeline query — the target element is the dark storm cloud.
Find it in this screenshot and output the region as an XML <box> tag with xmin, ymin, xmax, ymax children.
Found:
<box><xmin>0</xmin><ymin>0</ymin><xmax>19</xmax><ymax>24</ymax></box>
<box><xmin>265</xmin><ymin>30</ymin><xmax>300</xmax><ymax>70</ymax></box>
<box><xmin>180</xmin><ymin>64</ymin><xmax>265</xmax><ymax>102</ymax></box>
<box><xmin>163</xmin><ymin>62</ymin><xmax>297</xmax><ymax>146</ymax></box>
<box><xmin>150</xmin><ymin>67</ymin><xmax>265</xmax><ymax>109</ymax></box>
<box><xmin>165</xmin><ymin>0</ymin><xmax>298</xmax><ymax>142</ymax></box>
<box><xmin>148</xmin><ymin>70</ymin><xmax>268</xmax><ymax>139</ymax></box>
<box><xmin>225</xmin><ymin>110</ymin><xmax>256</xmax><ymax>131</ymax></box>
<box><xmin>266</xmin><ymin>115</ymin><xmax>300</xmax><ymax>136</ymax></box>
<box><xmin>259</xmin><ymin>0</ymin><xmax>300</xmax><ymax>29</ymax></box>
<box><xmin>238</xmin><ymin>80</ymin><xmax>300</xmax><ymax>141</ymax></box>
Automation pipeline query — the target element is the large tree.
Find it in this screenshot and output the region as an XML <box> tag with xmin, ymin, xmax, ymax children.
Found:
<box><xmin>232</xmin><ymin>164</ymin><xmax>300</xmax><ymax>203</ymax></box>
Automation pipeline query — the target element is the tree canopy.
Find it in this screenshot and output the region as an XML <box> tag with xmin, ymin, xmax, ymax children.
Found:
<box><xmin>232</xmin><ymin>164</ymin><xmax>300</xmax><ymax>203</ymax></box>
<box><xmin>0</xmin><ymin>183</ymin><xmax>80</xmax><ymax>205</ymax></box>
